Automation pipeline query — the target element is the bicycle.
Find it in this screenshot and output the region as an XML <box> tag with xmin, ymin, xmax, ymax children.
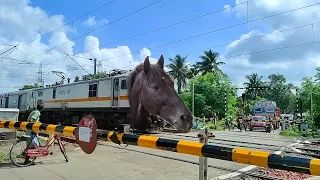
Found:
<box><xmin>9</xmin><ymin>131</ymin><xmax>69</xmax><ymax>167</ymax></box>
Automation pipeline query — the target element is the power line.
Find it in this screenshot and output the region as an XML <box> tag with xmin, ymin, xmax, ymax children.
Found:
<box><xmin>4</xmin><ymin>19</ymin><xmax>319</xmax><ymax>73</ymax></box>
<box><xmin>0</xmin><ymin>43</ymin><xmax>15</xmax><ymax>47</ymax></box>
<box><xmin>20</xmin><ymin>0</ymin><xmax>116</xmax><ymax>47</ymax></box>
<box><xmin>48</xmin><ymin>1</ymin><xmax>320</xmax><ymax>65</ymax></box>
<box><xmin>65</xmin><ymin>53</ymin><xmax>91</xmax><ymax>75</ymax></box>
<box><xmin>3</xmin><ymin>1</ymin><xmax>319</xmax><ymax>81</ymax></box>
<box><xmin>0</xmin><ymin>45</ymin><xmax>19</xmax><ymax>56</ymax></box>
<box><xmin>81</xmin><ymin>0</ymin><xmax>253</xmax><ymax>54</ymax></box>
<box><xmin>6</xmin><ymin>1</ymin><xmax>317</xmax><ymax>70</ymax></box>
<box><xmin>10</xmin><ymin>0</ymin><xmax>163</xmax><ymax>68</ymax></box>
<box><xmin>6</xmin><ymin>40</ymin><xmax>320</xmax><ymax>81</ymax></box>
<box><xmin>219</xmin><ymin>41</ymin><xmax>319</xmax><ymax>61</ymax></box>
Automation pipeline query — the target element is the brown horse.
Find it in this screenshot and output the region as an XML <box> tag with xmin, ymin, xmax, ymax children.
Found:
<box><xmin>127</xmin><ymin>55</ymin><xmax>193</xmax><ymax>132</ymax></box>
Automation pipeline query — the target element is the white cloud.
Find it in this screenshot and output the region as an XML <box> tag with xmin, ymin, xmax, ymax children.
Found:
<box><xmin>82</xmin><ymin>16</ymin><xmax>108</xmax><ymax>27</ymax></box>
<box><xmin>223</xmin><ymin>0</ymin><xmax>320</xmax><ymax>87</ymax></box>
<box><xmin>223</xmin><ymin>4</ymin><xmax>232</xmax><ymax>14</ymax></box>
<box><xmin>0</xmin><ymin>1</ymin><xmax>155</xmax><ymax>93</ymax></box>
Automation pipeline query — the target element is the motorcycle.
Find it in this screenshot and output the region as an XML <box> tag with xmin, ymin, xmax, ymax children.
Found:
<box><xmin>240</xmin><ymin>121</ymin><xmax>247</xmax><ymax>132</ymax></box>
<box><xmin>265</xmin><ymin>122</ymin><xmax>272</xmax><ymax>133</ymax></box>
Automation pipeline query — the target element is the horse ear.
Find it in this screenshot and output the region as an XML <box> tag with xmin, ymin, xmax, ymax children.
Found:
<box><xmin>144</xmin><ymin>56</ymin><xmax>150</xmax><ymax>74</ymax></box>
<box><xmin>157</xmin><ymin>54</ymin><xmax>164</xmax><ymax>69</ymax></box>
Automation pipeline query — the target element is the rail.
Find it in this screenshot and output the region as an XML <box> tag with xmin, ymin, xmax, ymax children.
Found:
<box><xmin>0</xmin><ymin>119</ymin><xmax>319</xmax><ymax>177</ymax></box>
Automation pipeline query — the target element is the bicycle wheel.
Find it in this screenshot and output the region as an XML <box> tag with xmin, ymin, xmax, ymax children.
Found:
<box><xmin>57</xmin><ymin>138</ymin><xmax>69</xmax><ymax>162</ymax></box>
<box><xmin>9</xmin><ymin>138</ymin><xmax>36</xmax><ymax>167</ymax></box>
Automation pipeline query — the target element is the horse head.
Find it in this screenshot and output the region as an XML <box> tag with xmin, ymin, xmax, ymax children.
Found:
<box><xmin>127</xmin><ymin>55</ymin><xmax>193</xmax><ymax>132</ymax></box>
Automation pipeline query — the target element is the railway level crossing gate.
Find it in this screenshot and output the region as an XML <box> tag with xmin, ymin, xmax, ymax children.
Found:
<box><xmin>1</xmin><ymin>117</ymin><xmax>320</xmax><ymax>179</ymax></box>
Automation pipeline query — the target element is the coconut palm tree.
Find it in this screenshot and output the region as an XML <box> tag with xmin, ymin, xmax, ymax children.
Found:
<box><xmin>166</xmin><ymin>55</ymin><xmax>189</xmax><ymax>94</ymax></box>
<box><xmin>186</xmin><ymin>64</ymin><xmax>198</xmax><ymax>79</ymax></box>
<box><xmin>315</xmin><ymin>67</ymin><xmax>320</xmax><ymax>83</ymax></box>
<box><xmin>195</xmin><ymin>49</ymin><xmax>225</xmax><ymax>75</ymax></box>
<box><xmin>243</xmin><ymin>73</ymin><xmax>265</xmax><ymax>99</ymax></box>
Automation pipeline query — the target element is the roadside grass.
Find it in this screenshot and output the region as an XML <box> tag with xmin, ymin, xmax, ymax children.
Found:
<box><xmin>279</xmin><ymin>128</ymin><xmax>302</xmax><ymax>137</ymax></box>
<box><xmin>0</xmin><ymin>151</ymin><xmax>10</xmax><ymax>162</ymax></box>
<box><xmin>279</xmin><ymin>125</ymin><xmax>320</xmax><ymax>138</ymax></box>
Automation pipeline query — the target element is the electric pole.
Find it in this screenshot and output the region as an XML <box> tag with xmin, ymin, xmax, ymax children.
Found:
<box><xmin>89</xmin><ymin>58</ymin><xmax>97</xmax><ymax>75</ymax></box>
<box><xmin>37</xmin><ymin>62</ymin><xmax>44</xmax><ymax>87</ymax></box>
<box><xmin>93</xmin><ymin>58</ymin><xmax>97</xmax><ymax>75</ymax></box>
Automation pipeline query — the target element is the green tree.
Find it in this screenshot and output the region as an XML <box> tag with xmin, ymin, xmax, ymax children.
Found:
<box><xmin>19</xmin><ymin>83</ymin><xmax>39</xmax><ymax>91</ymax></box>
<box><xmin>166</xmin><ymin>55</ymin><xmax>189</xmax><ymax>94</ymax></box>
<box><xmin>186</xmin><ymin>64</ymin><xmax>198</xmax><ymax>79</ymax></box>
<box><xmin>243</xmin><ymin>73</ymin><xmax>265</xmax><ymax>99</ymax></box>
<box><xmin>264</xmin><ymin>74</ymin><xmax>296</xmax><ymax>114</ymax></box>
<box><xmin>179</xmin><ymin>92</ymin><xmax>210</xmax><ymax>117</ymax></box>
<box><xmin>299</xmin><ymin>77</ymin><xmax>320</xmax><ymax>126</ymax></box>
<box><xmin>195</xmin><ymin>50</ymin><xmax>225</xmax><ymax>75</ymax></box>
<box><xmin>315</xmin><ymin>67</ymin><xmax>320</xmax><ymax>83</ymax></box>
<box><xmin>182</xmin><ymin>71</ymin><xmax>236</xmax><ymax>118</ymax></box>
<box><xmin>81</xmin><ymin>72</ymin><xmax>109</xmax><ymax>81</ymax></box>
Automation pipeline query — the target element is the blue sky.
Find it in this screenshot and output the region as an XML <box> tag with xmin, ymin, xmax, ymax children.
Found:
<box><xmin>0</xmin><ymin>0</ymin><xmax>319</xmax><ymax>93</ymax></box>
<box><xmin>30</xmin><ymin>0</ymin><xmax>250</xmax><ymax>63</ymax></box>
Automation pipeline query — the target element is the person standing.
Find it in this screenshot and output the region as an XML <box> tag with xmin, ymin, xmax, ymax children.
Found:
<box><xmin>24</xmin><ymin>103</ymin><xmax>44</xmax><ymax>164</ymax></box>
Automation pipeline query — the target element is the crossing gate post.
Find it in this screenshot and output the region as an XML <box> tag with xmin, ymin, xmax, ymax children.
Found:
<box><xmin>198</xmin><ymin>126</ymin><xmax>208</xmax><ymax>180</ymax></box>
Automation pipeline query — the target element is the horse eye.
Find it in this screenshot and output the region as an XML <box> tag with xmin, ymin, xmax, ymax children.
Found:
<box><xmin>152</xmin><ymin>85</ymin><xmax>159</xmax><ymax>90</ymax></box>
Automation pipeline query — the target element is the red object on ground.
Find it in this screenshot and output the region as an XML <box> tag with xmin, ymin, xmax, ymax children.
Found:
<box><xmin>75</xmin><ymin>114</ymin><xmax>97</xmax><ymax>154</ymax></box>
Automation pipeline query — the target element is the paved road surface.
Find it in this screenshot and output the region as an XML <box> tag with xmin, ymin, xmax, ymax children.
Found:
<box><xmin>0</xmin><ymin>130</ymin><xmax>309</xmax><ymax>180</ymax></box>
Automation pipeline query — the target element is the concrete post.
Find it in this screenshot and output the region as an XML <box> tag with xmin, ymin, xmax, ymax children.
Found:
<box><xmin>199</xmin><ymin>126</ymin><xmax>208</xmax><ymax>180</ymax></box>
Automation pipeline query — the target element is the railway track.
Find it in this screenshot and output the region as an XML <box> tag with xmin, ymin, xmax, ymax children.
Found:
<box><xmin>155</xmin><ymin>133</ymin><xmax>320</xmax><ymax>159</ymax></box>
<box><xmin>49</xmin><ymin>133</ymin><xmax>317</xmax><ymax>180</ymax></box>
<box><xmin>53</xmin><ymin>134</ymin><xmax>282</xmax><ymax>180</ymax></box>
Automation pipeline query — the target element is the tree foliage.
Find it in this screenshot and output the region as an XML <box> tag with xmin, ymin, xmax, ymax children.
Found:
<box><xmin>19</xmin><ymin>83</ymin><xmax>39</xmax><ymax>91</ymax></box>
<box><xmin>180</xmin><ymin>72</ymin><xmax>236</xmax><ymax>118</ymax></box>
<box><xmin>242</xmin><ymin>73</ymin><xmax>297</xmax><ymax>114</ymax></box>
<box><xmin>166</xmin><ymin>55</ymin><xmax>189</xmax><ymax>94</ymax></box>
<box><xmin>299</xmin><ymin>77</ymin><xmax>320</xmax><ymax>125</ymax></box>
<box><xmin>195</xmin><ymin>50</ymin><xmax>225</xmax><ymax>75</ymax></box>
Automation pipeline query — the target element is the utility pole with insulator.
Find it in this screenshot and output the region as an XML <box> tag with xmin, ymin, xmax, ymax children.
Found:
<box><xmin>89</xmin><ymin>58</ymin><xmax>97</xmax><ymax>75</ymax></box>
<box><xmin>93</xmin><ymin>58</ymin><xmax>97</xmax><ymax>75</ymax></box>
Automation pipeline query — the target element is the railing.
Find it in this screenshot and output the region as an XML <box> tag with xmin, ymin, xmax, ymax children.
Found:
<box><xmin>0</xmin><ymin>119</ymin><xmax>319</xmax><ymax>178</ymax></box>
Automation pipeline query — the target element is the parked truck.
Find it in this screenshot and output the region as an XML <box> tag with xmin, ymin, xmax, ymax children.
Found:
<box><xmin>251</xmin><ymin>100</ymin><xmax>278</xmax><ymax>131</ymax></box>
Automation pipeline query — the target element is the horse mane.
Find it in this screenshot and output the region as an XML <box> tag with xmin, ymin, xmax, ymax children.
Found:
<box><xmin>126</xmin><ymin>63</ymin><xmax>174</xmax><ymax>103</ymax></box>
<box><xmin>126</xmin><ymin>64</ymin><xmax>142</xmax><ymax>103</ymax></box>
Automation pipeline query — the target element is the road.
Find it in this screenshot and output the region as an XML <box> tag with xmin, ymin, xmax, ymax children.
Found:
<box><xmin>0</xmin><ymin>129</ymin><xmax>315</xmax><ymax>180</ymax></box>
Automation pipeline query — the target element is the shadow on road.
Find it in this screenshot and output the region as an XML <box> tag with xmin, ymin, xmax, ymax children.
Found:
<box><xmin>0</xmin><ymin>157</ymin><xmax>68</xmax><ymax>169</ymax></box>
<box><xmin>0</xmin><ymin>161</ymin><xmax>18</xmax><ymax>169</ymax></box>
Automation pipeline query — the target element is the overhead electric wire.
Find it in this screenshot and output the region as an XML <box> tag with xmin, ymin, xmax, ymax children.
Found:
<box><xmin>95</xmin><ymin>2</ymin><xmax>320</xmax><ymax>63</ymax></box>
<box><xmin>3</xmin><ymin>20</ymin><xmax>319</xmax><ymax>78</ymax></box>
<box><xmin>43</xmin><ymin>1</ymin><xmax>320</xmax><ymax>66</ymax></box>
<box><xmin>5</xmin><ymin>1</ymin><xmax>317</xmax><ymax>69</ymax></box>
<box><xmin>0</xmin><ymin>45</ymin><xmax>19</xmax><ymax>56</ymax></box>
<box><xmin>7</xmin><ymin>39</ymin><xmax>320</xmax><ymax>84</ymax></box>
<box><xmin>65</xmin><ymin>53</ymin><xmax>91</xmax><ymax>75</ymax></box>
<box><xmin>3</xmin><ymin>2</ymin><xmax>320</xmax><ymax>85</ymax></box>
<box><xmin>20</xmin><ymin>0</ymin><xmax>116</xmax><ymax>47</ymax></box>
<box><xmin>5</xmin><ymin>0</ymin><xmax>163</xmax><ymax>69</ymax></box>
<box><xmin>0</xmin><ymin>43</ymin><xmax>15</xmax><ymax>47</ymax></box>
<box><xmin>81</xmin><ymin>0</ymin><xmax>253</xmax><ymax>54</ymax></box>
